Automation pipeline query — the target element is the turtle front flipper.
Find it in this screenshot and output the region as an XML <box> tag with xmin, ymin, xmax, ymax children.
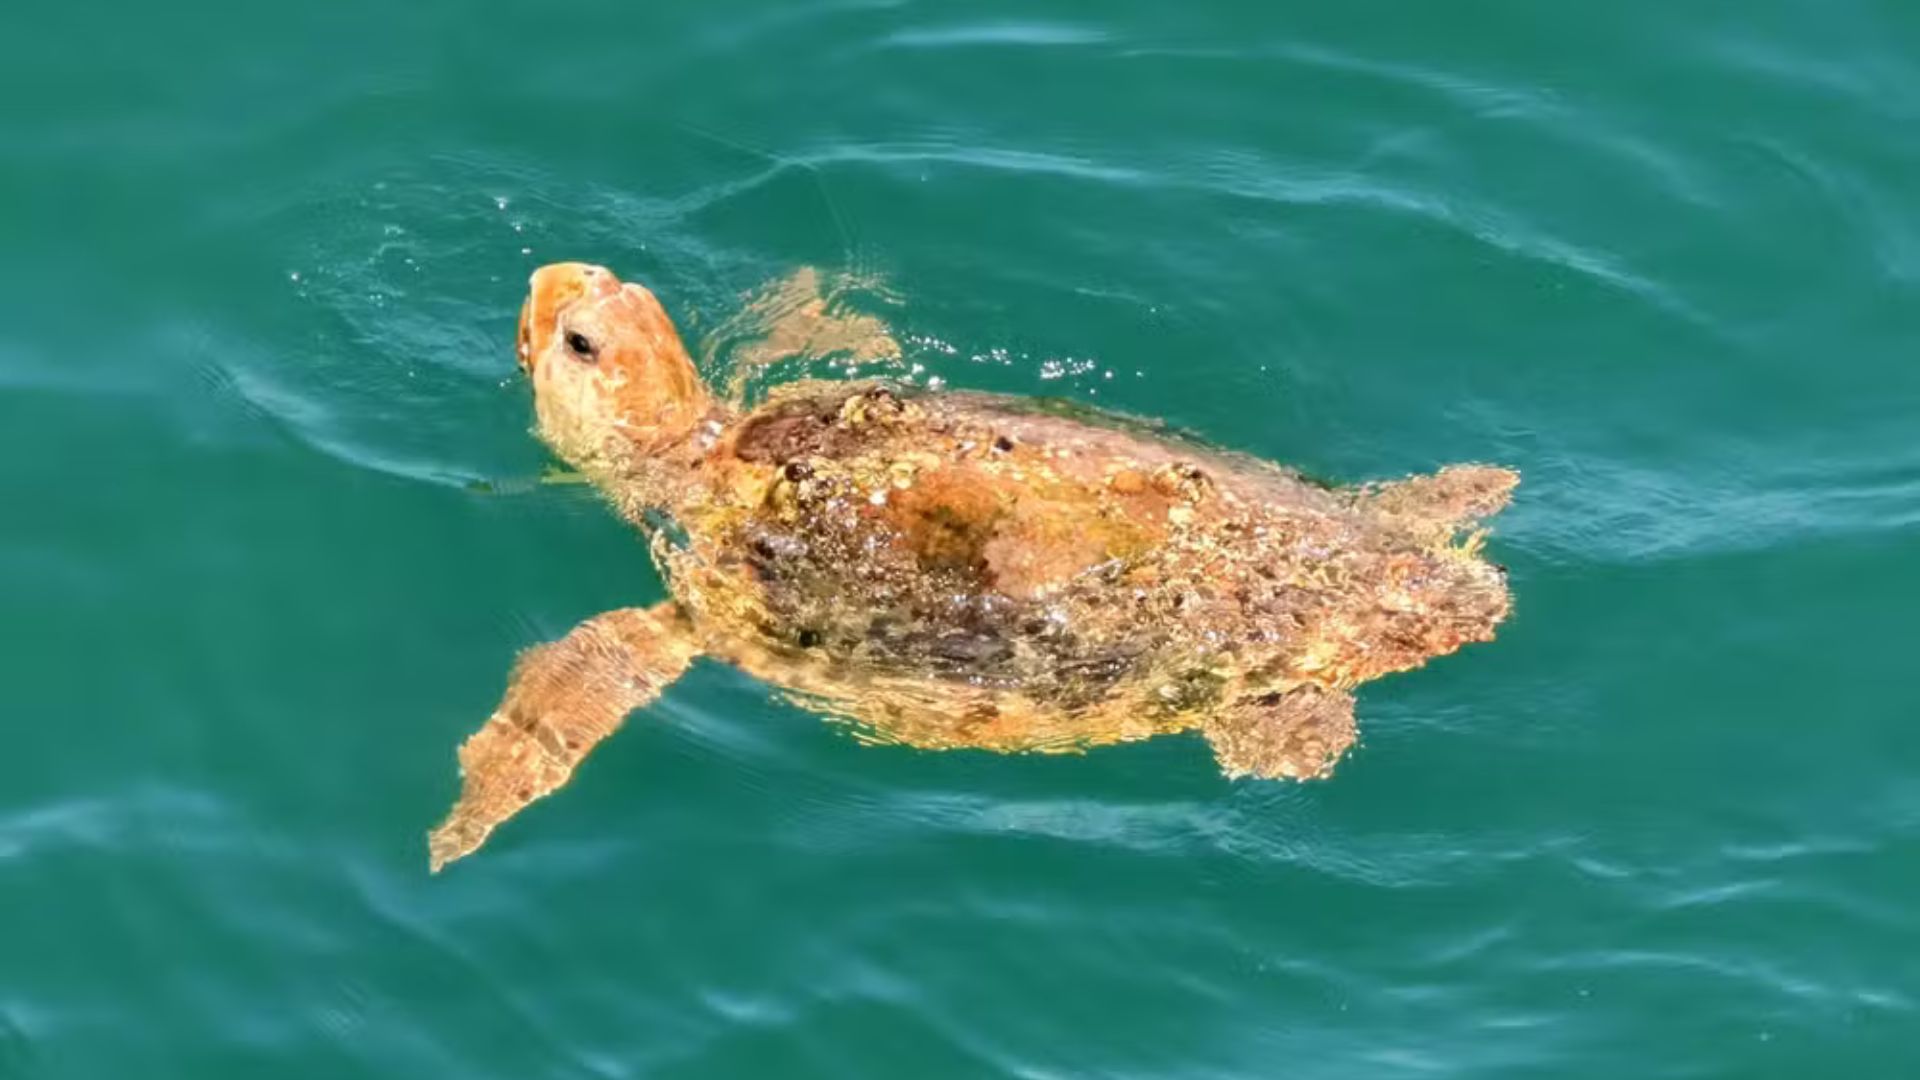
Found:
<box><xmin>705</xmin><ymin>266</ymin><xmax>903</xmax><ymax>403</ymax></box>
<box><xmin>1202</xmin><ymin>685</ymin><xmax>1357</xmax><ymax>781</ymax></box>
<box><xmin>428</xmin><ymin>603</ymin><xmax>698</xmax><ymax>872</ymax></box>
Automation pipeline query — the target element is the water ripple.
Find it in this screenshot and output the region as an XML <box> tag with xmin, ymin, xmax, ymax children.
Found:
<box><xmin>881</xmin><ymin>22</ymin><xmax>1110</xmax><ymax>51</ymax></box>
<box><xmin>1517</xmin><ymin>443</ymin><xmax>1920</xmax><ymax>564</ymax></box>
<box><xmin>0</xmin><ymin>786</ymin><xmax>235</xmax><ymax>862</ymax></box>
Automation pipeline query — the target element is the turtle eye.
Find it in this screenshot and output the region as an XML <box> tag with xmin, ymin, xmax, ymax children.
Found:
<box><xmin>564</xmin><ymin>331</ymin><xmax>597</xmax><ymax>361</ymax></box>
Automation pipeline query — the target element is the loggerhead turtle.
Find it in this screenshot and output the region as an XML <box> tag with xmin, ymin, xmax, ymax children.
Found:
<box><xmin>426</xmin><ymin>262</ymin><xmax>1517</xmax><ymax>870</ymax></box>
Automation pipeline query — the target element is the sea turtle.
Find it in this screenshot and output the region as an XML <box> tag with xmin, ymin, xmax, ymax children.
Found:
<box><xmin>426</xmin><ymin>262</ymin><xmax>1516</xmax><ymax>870</ymax></box>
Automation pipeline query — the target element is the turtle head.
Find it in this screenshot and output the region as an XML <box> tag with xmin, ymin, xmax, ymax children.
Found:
<box><xmin>517</xmin><ymin>262</ymin><xmax>712</xmax><ymax>469</ymax></box>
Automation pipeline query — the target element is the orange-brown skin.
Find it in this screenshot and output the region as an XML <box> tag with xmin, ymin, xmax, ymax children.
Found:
<box><xmin>427</xmin><ymin>263</ymin><xmax>1517</xmax><ymax>871</ymax></box>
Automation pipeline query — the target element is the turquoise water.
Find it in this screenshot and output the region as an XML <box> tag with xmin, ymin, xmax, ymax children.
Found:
<box><xmin>5</xmin><ymin>1</ymin><xmax>1919</xmax><ymax>1075</ymax></box>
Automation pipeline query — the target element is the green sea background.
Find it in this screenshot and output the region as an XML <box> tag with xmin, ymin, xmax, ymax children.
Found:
<box><xmin>4</xmin><ymin>1</ymin><xmax>1918</xmax><ymax>1076</ymax></box>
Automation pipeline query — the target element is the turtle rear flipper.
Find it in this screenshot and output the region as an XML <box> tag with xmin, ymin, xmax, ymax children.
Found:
<box><xmin>1203</xmin><ymin>686</ymin><xmax>1356</xmax><ymax>781</ymax></box>
<box><xmin>1356</xmin><ymin>465</ymin><xmax>1518</xmax><ymax>538</ymax></box>
<box><xmin>428</xmin><ymin>603</ymin><xmax>697</xmax><ymax>872</ymax></box>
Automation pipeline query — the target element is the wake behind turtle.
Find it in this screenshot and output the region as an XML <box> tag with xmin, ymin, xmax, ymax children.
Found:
<box><xmin>427</xmin><ymin>263</ymin><xmax>1515</xmax><ymax>871</ymax></box>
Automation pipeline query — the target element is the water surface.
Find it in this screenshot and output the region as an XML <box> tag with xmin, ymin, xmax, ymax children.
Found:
<box><xmin>3</xmin><ymin>1</ymin><xmax>1918</xmax><ymax>1076</ymax></box>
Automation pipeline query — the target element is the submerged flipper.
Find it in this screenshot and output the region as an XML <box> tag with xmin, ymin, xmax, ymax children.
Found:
<box><xmin>705</xmin><ymin>267</ymin><xmax>903</xmax><ymax>403</ymax></box>
<box><xmin>1203</xmin><ymin>685</ymin><xmax>1357</xmax><ymax>780</ymax></box>
<box><xmin>427</xmin><ymin>603</ymin><xmax>697</xmax><ymax>871</ymax></box>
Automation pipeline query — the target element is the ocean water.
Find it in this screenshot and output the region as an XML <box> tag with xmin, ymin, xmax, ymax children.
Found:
<box><xmin>4</xmin><ymin>1</ymin><xmax>1918</xmax><ymax>1076</ymax></box>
